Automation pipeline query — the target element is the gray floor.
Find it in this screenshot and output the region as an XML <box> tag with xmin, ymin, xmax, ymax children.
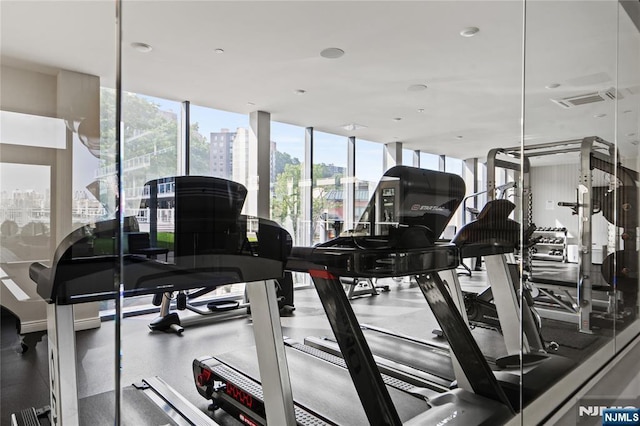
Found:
<box><xmin>0</xmin><ymin>268</ymin><xmax>608</xmax><ymax>426</ymax></box>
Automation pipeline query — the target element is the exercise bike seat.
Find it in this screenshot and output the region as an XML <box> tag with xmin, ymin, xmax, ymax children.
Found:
<box><xmin>452</xmin><ymin>199</ymin><xmax>520</xmax><ymax>258</ymax></box>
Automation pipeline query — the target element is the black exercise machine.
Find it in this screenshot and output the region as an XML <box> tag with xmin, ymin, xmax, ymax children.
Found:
<box><xmin>193</xmin><ymin>166</ymin><xmax>515</xmax><ymax>425</ymax></box>
<box><xmin>17</xmin><ymin>176</ymin><xmax>294</xmax><ymax>426</ymax></box>
<box><xmin>307</xmin><ymin>198</ymin><xmax>573</xmax><ymax>411</ymax></box>
<box><xmin>139</xmin><ymin>176</ymin><xmax>294</xmax><ymax>333</ymax></box>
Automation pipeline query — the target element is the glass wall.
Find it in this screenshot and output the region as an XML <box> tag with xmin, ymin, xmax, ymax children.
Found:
<box><xmin>2</xmin><ymin>1</ymin><xmax>639</xmax><ymax>425</ymax></box>
<box><xmin>519</xmin><ymin>2</ymin><xmax>640</xmax><ymax>424</ymax></box>
<box><xmin>1</xmin><ymin>0</ymin><xmax>118</xmax><ymax>422</ymax></box>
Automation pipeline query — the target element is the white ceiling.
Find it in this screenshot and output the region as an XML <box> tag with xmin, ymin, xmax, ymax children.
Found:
<box><xmin>1</xmin><ymin>1</ymin><xmax>639</xmax><ymax>161</ymax></box>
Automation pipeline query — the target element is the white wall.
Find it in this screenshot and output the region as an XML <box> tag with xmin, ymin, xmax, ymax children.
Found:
<box><xmin>0</xmin><ymin>65</ymin><xmax>57</xmax><ymax>117</ymax></box>
<box><xmin>530</xmin><ymin>163</ymin><xmax>609</xmax><ymax>248</ymax></box>
<box><xmin>1</xmin><ymin>63</ymin><xmax>101</xmax><ymax>330</ymax></box>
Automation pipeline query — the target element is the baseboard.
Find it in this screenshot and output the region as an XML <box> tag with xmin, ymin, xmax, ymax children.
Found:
<box><xmin>20</xmin><ymin>316</ymin><xmax>101</xmax><ymax>334</ymax></box>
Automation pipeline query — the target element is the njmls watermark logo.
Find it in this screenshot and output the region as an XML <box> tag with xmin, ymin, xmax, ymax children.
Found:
<box><xmin>602</xmin><ymin>408</ymin><xmax>640</xmax><ymax>425</ymax></box>
<box><xmin>578</xmin><ymin>397</ymin><xmax>640</xmax><ymax>425</ymax></box>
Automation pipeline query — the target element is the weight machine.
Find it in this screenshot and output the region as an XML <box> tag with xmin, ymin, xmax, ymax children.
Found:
<box><xmin>486</xmin><ymin>136</ymin><xmax>638</xmax><ymax>333</ymax></box>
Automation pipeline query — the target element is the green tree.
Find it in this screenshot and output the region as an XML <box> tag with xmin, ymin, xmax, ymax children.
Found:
<box><xmin>273</xmin><ymin>150</ymin><xmax>299</xmax><ymax>176</ymax></box>
<box><xmin>99</xmin><ymin>89</ymin><xmax>209</xmax><ymax>210</ymax></box>
<box><xmin>272</xmin><ymin>163</ymin><xmax>302</xmax><ymax>238</ymax></box>
<box><xmin>272</xmin><ymin>160</ymin><xmax>345</xmax><ymax>242</ymax></box>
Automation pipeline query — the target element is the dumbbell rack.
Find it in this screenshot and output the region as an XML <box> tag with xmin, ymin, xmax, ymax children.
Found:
<box><xmin>531</xmin><ymin>227</ymin><xmax>567</xmax><ymax>262</ymax></box>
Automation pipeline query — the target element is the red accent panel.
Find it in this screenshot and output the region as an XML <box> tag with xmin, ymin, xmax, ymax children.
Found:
<box><xmin>308</xmin><ymin>269</ymin><xmax>337</xmax><ymax>280</ymax></box>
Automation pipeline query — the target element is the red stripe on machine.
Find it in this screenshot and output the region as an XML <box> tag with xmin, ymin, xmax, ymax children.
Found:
<box><xmin>308</xmin><ymin>269</ymin><xmax>337</xmax><ymax>279</ymax></box>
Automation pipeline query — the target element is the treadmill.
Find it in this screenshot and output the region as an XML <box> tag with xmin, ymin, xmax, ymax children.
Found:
<box><xmin>21</xmin><ymin>176</ymin><xmax>293</xmax><ymax>426</ymax></box>
<box><xmin>193</xmin><ymin>166</ymin><xmax>515</xmax><ymax>426</ymax></box>
<box><xmin>306</xmin><ymin>199</ymin><xmax>575</xmax><ymax>409</ymax></box>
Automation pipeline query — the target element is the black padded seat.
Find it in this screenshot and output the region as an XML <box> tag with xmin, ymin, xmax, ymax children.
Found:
<box><xmin>452</xmin><ymin>199</ymin><xmax>519</xmax><ymax>258</ymax></box>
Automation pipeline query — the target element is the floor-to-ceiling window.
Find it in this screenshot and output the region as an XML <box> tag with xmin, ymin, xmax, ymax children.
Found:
<box><xmin>354</xmin><ymin>139</ymin><xmax>384</xmax><ymax>225</ymax></box>
<box><xmin>312</xmin><ymin>131</ymin><xmax>348</xmax><ymax>244</ymax></box>
<box><xmin>189</xmin><ymin>105</ymin><xmax>249</xmax><ymax>182</ymax></box>
<box><xmin>420</xmin><ymin>152</ymin><xmax>440</xmax><ymax>171</ymax></box>
<box><xmin>270</xmin><ymin>121</ymin><xmax>305</xmax><ymax>245</ymax></box>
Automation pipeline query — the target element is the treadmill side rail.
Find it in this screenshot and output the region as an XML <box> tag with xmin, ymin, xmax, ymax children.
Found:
<box><xmin>415</xmin><ymin>274</ymin><xmax>515</xmax><ymax>414</ymax></box>
<box><xmin>310</xmin><ymin>270</ymin><xmax>403</xmax><ymax>426</ymax></box>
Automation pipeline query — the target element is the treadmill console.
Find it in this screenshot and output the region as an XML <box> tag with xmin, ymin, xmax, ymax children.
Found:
<box><xmin>288</xmin><ymin>166</ymin><xmax>465</xmax><ymax>278</ymax></box>
<box><xmin>32</xmin><ymin>176</ymin><xmax>291</xmax><ymax>304</ymax></box>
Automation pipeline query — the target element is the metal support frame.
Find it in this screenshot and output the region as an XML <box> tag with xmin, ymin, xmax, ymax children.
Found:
<box><xmin>44</xmin><ymin>280</ymin><xmax>290</xmax><ymax>425</ymax></box>
<box><xmin>341</xmin><ymin>277</ymin><xmax>378</xmax><ymax>299</ymax></box>
<box><xmin>436</xmin><ymin>269</ymin><xmax>473</xmax><ymax>392</ymax></box>
<box><xmin>310</xmin><ymin>270</ymin><xmax>403</xmax><ymax>425</ymax></box>
<box><xmin>486</xmin><ymin>136</ymin><xmax>620</xmax><ymax>333</ymax></box>
<box><xmin>244</xmin><ymin>279</ymin><xmax>296</xmax><ymax>426</ymax></box>
<box><xmin>577</xmin><ymin>138</ymin><xmax>595</xmax><ymax>333</ymax></box>
<box><xmin>414</xmin><ymin>274</ymin><xmax>514</xmax><ymax>413</ymax></box>
<box><xmin>46</xmin><ymin>303</ymin><xmax>79</xmax><ymax>426</ymax></box>
<box><xmin>484</xmin><ymin>255</ymin><xmax>531</xmax><ymax>354</ymax></box>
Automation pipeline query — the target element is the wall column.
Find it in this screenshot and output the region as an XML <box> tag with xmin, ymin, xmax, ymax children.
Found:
<box><xmin>302</xmin><ymin>127</ymin><xmax>314</xmax><ymax>246</ymax></box>
<box><xmin>180</xmin><ymin>100</ymin><xmax>190</xmax><ymax>176</ymax></box>
<box><xmin>248</xmin><ymin>110</ymin><xmax>271</xmax><ymax>218</ymax></box>
<box><xmin>383</xmin><ymin>142</ymin><xmax>402</xmax><ymax>170</ymax></box>
<box><xmin>412</xmin><ymin>150</ymin><xmax>420</xmax><ymax>167</ymax></box>
<box><xmin>439</xmin><ymin>155</ymin><xmax>446</xmax><ymax>172</ymax></box>
<box><xmin>463</xmin><ymin>158</ymin><xmax>479</xmax><ymax>224</ymax></box>
<box><xmin>344</xmin><ymin>136</ymin><xmax>356</xmax><ymax>231</ymax></box>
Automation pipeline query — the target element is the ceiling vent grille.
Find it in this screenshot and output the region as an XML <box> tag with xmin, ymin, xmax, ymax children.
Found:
<box><xmin>551</xmin><ymin>88</ymin><xmax>622</xmax><ymax>109</ymax></box>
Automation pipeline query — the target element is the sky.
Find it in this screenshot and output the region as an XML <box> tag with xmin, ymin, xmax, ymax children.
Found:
<box><xmin>148</xmin><ymin>95</ymin><xmax>388</xmax><ymax>184</ymax></box>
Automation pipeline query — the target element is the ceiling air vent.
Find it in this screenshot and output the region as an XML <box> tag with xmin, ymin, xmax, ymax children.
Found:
<box><xmin>551</xmin><ymin>88</ymin><xmax>622</xmax><ymax>109</ymax></box>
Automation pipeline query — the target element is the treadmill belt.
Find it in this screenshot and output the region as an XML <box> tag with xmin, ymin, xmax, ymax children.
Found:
<box><xmin>79</xmin><ymin>386</ymin><xmax>180</xmax><ymax>426</ymax></box>
<box><xmin>215</xmin><ymin>345</ymin><xmax>428</xmax><ymax>425</ymax></box>
<box><xmin>362</xmin><ymin>330</ymin><xmax>455</xmax><ymax>382</ymax></box>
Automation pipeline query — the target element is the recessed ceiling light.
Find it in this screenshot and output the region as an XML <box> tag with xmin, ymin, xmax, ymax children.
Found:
<box><xmin>294</xmin><ymin>89</ymin><xmax>307</xmax><ymax>95</ymax></box>
<box><xmin>594</xmin><ymin>113</ymin><xmax>607</xmax><ymax>118</ymax></box>
<box><xmin>407</xmin><ymin>84</ymin><xmax>428</xmax><ymax>92</ymax></box>
<box><xmin>456</xmin><ymin>135</ymin><xmax>464</xmax><ymax>139</ymax></box>
<box><xmin>630</xmin><ymin>140</ymin><xmax>639</xmax><ymax>146</ymax></box>
<box><xmin>130</xmin><ymin>42</ymin><xmax>153</xmax><ymax>53</ymax></box>
<box><xmin>545</xmin><ymin>83</ymin><xmax>561</xmax><ymax>89</ymax></box>
<box><xmin>247</xmin><ymin>102</ymin><xmax>255</xmax><ymax>106</ymax></box>
<box><xmin>320</xmin><ymin>47</ymin><xmax>345</xmax><ymax>59</ymax></box>
<box><xmin>460</xmin><ymin>27</ymin><xmax>480</xmax><ymax>37</ymax></box>
<box><xmin>393</xmin><ymin>136</ymin><xmax>400</xmax><ymax>140</ymax></box>
<box><xmin>417</xmin><ymin>108</ymin><xmax>425</xmax><ymax>113</ymax></box>
<box><xmin>214</xmin><ymin>48</ymin><xmax>225</xmax><ymax>54</ymax></box>
<box><xmin>342</xmin><ymin>123</ymin><xmax>367</xmax><ymax>131</ymax></box>
<box><xmin>628</xmin><ymin>132</ymin><xmax>636</xmax><ymax>137</ymax></box>
<box><xmin>393</xmin><ymin>117</ymin><xmax>402</xmax><ymax>122</ymax></box>
<box><xmin>623</xmin><ymin>110</ymin><xmax>634</xmax><ymax>114</ymax></box>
